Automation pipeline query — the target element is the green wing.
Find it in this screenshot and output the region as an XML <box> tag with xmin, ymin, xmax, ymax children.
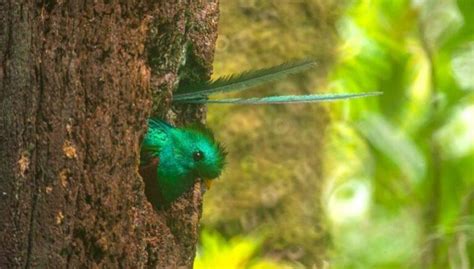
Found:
<box><xmin>140</xmin><ymin>119</ymin><xmax>172</xmax><ymax>165</ymax></box>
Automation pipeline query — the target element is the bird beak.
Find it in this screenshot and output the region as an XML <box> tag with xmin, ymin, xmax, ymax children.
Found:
<box><xmin>204</xmin><ymin>179</ymin><xmax>213</xmax><ymax>190</ymax></box>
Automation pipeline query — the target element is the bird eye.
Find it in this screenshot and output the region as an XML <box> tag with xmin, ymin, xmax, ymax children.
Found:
<box><xmin>193</xmin><ymin>150</ymin><xmax>204</xmax><ymax>162</ymax></box>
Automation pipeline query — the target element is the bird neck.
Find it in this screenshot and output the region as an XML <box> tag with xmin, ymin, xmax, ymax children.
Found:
<box><xmin>157</xmin><ymin>145</ymin><xmax>196</xmax><ymax>204</ymax></box>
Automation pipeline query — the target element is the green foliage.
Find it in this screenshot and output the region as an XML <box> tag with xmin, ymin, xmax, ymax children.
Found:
<box><xmin>324</xmin><ymin>0</ymin><xmax>474</xmax><ymax>268</ymax></box>
<box><xmin>194</xmin><ymin>230</ymin><xmax>297</xmax><ymax>269</ymax></box>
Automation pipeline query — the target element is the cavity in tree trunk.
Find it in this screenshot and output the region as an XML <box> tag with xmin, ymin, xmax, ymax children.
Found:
<box><xmin>0</xmin><ymin>1</ymin><xmax>218</xmax><ymax>268</ymax></box>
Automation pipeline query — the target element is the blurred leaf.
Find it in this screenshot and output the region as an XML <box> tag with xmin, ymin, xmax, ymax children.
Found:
<box><xmin>195</xmin><ymin>230</ymin><xmax>295</xmax><ymax>269</ymax></box>
<box><xmin>451</xmin><ymin>42</ymin><xmax>474</xmax><ymax>90</ymax></box>
<box><xmin>357</xmin><ymin>114</ymin><xmax>426</xmax><ymax>182</ymax></box>
<box><xmin>435</xmin><ymin>101</ymin><xmax>474</xmax><ymax>159</ymax></box>
<box><xmin>331</xmin><ymin>208</ymin><xmax>422</xmax><ymax>268</ymax></box>
<box><xmin>326</xmin><ymin>179</ymin><xmax>372</xmax><ymax>224</ymax></box>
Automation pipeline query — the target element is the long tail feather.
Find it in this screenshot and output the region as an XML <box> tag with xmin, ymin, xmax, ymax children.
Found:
<box><xmin>174</xmin><ymin>59</ymin><xmax>317</xmax><ymax>102</ymax></box>
<box><xmin>174</xmin><ymin>92</ymin><xmax>382</xmax><ymax>105</ymax></box>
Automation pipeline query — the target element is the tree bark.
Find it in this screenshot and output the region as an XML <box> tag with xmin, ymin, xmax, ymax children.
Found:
<box><xmin>0</xmin><ymin>1</ymin><xmax>218</xmax><ymax>268</ymax></box>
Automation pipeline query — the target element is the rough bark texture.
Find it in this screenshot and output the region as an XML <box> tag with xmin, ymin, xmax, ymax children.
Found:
<box><xmin>0</xmin><ymin>1</ymin><xmax>218</xmax><ymax>268</ymax></box>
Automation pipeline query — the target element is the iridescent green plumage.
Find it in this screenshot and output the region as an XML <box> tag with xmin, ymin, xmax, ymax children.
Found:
<box><xmin>173</xmin><ymin>59</ymin><xmax>381</xmax><ymax>104</ymax></box>
<box><xmin>141</xmin><ymin>58</ymin><xmax>381</xmax><ymax>207</ymax></box>
<box><xmin>140</xmin><ymin>119</ymin><xmax>226</xmax><ymax>207</ymax></box>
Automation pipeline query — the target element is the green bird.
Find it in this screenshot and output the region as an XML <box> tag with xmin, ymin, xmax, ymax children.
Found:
<box><xmin>140</xmin><ymin>59</ymin><xmax>381</xmax><ymax>208</ymax></box>
<box><xmin>140</xmin><ymin>119</ymin><xmax>226</xmax><ymax>207</ymax></box>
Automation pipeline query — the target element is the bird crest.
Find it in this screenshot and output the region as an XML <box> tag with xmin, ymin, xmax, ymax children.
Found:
<box><xmin>185</xmin><ymin>122</ymin><xmax>228</xmax><ymax>172</ymax></box>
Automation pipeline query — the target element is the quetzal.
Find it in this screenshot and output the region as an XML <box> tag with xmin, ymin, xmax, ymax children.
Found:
<box><xmin>140</xmin><ymin>59</ymin><xmax>381</xmax><ymax>208</ymax></box>
<box><xmin>140</xmin><ymin>119</ymin><xmax>226</xmax><ymax>208</ymax></box>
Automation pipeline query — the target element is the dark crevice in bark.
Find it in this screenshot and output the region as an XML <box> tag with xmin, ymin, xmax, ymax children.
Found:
<box><xmin>26</xmin><ymin>31</ymin><xmax>47</xmax><ymax>266</ymax></box>
<box><xmin>25</xmin><ymin>166</ymin><xmax>40</xmax><ymax>269</ymax></box>
<box><xmin>2</xmin><ymin>0</ymin><xmax>13</xmax><ymax>92</ymax></box>
<box><xmin>24</xmin><ymin>5</ymin><xmax>36</xmax><ymax>269</ymax></box>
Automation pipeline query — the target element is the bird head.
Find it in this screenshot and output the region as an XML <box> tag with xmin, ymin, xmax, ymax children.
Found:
<box><xmin>171</xmin><ymin>123</ymin><xmax>227</xmax><ymax>188</ymax></box>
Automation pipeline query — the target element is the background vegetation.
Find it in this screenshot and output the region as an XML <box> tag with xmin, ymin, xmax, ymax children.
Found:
<box><xmin>195</xmin><ymin>0</ymin><xmax>474</xmax><ymax>268</ymax></box>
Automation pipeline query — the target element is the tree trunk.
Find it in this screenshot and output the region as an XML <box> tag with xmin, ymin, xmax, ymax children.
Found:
<box><xmin>0</xmin><ymin>1</ymin><xmax>218</xmax><ymax>268</ymax></box>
